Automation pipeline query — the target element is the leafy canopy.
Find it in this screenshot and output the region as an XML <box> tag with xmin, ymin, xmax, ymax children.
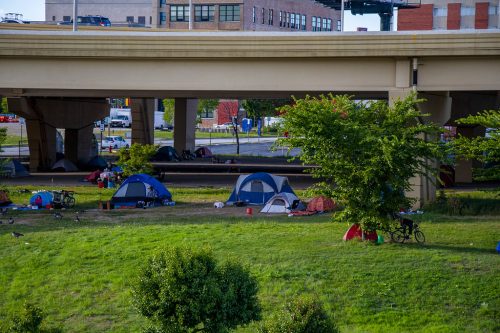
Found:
<box><xmin>162</xmin><ymin>99</ymin><xmax>174</xmax><ymax>124</ymax></box>
<box><xmin>0</xmin><ymin>127</ymin><xmax>8</xmax><ymax>170</ymax></box>
<box><xmin>132</xmin><ymin>246</ymin><xmax>261</xmax><ymax>333</ymax></box>
<box><xmin>242</xmin><ymin>99</ymin><xmax>291</xmax><ymax>120</ymax></box>
<box><xmin>117</xmin><ymin>143</ymin><xmax>157</xmax><ymax>177</ymax></box>
<box><xmin>451</xmin><ymin>110</ymin><xmax>499</xmax><ymax>160</ymax></box>
<box><xmin>1</xmin><ymin>97</ymin><xmax>8</xmax><ymax>114</ymax></box>
<box><xmin>278</xmin><ymin>94</ymin><xmax>445</xmax><ymax>231</ymax></box>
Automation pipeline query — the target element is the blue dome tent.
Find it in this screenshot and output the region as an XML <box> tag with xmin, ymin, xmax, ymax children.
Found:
<box><xmin>226</xmin><ymin>172</ymin><xmax>296</xmax><ymax>205</ymax></box>
<box><xmin>111</xmin><ymin>174</ymin><xmax>172</xmax><ymax>208</ymax></box>
<box><xmin>29</xmin><ymin>191</ymin><xmax>53</xmax><ymax>207</ymax></box>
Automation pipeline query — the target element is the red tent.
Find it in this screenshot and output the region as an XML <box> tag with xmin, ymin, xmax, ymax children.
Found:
<box><xmin>85</xmin><ymin>170</ymin><xmax>101</xmax><ymax>183</ymax></box>
<box><xmin>343</xmin><ymin>224</ymin><xmax>378</xmax><ymax>241</ymax></box>
<box><xmin>0</xmin><ymin>190</ymin><xmax>12</xmax><ymax>207</ymax></box>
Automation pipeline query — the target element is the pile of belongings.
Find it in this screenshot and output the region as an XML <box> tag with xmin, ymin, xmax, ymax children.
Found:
<box><xmin>289</xmin><ymin>196</ymin><xmax>337</xmax><ymax>216</ymax></box>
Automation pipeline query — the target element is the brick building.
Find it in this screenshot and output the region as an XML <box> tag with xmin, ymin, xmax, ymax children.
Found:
<box><xmin>398</xmin><ymin>0</ymin><xmax>500</xmax><ymax>30</ymax></box>
<box><xmin>153</xmin><ymin>0</ymin><xmax>340</xmax><ymax>31</ymax></box>
<box><xmin>46</xmin><ymin>0</ymin><xmax>153</xmax><ymax>25</ymax></box>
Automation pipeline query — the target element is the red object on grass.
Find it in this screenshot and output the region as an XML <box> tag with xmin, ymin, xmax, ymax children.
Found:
<box><xmin>343</xmin><ymin>224</ymin><xmax>377</xmax><ymax>241</ymax></box>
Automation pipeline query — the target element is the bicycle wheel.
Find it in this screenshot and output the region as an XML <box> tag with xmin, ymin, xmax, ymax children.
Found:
<box><xmin>414</xmin><ymin>230</ymin><xmax>426</xmax><ymax>243</ymax></box>
<box><xmin>391</xmin><ymin>228</ymin><xmax>407</xmax><ymax>243</ymax></box>
<box><xmin>64</xmin><ymin>197</ymin><xmax>75</xmax><ymax>208</ymax></box>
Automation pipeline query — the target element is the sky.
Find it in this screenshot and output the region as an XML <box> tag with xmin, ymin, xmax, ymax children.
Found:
<box><xmin>0</xmin><ymin>0</ymin><xmax>389</xmax><ymax>31</ymax></box>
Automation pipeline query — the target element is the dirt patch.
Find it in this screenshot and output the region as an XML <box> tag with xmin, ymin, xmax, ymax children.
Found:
<box><xmin>2</xmin><ymin>203</ymin><xmax>264</xmax><ymax>227</ymax></box>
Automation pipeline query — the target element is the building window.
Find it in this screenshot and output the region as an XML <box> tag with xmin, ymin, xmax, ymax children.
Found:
<box><xmin>312</xmin><ymin>16</ymin><xmax>316</xmax><ymax>31</ymax></box>
<box><xmin>337</xmin><ymin>20</ymin><xmax>341</xmax><ymax>31</ymax></box>
<box><xmin>261</xmin><ymin>8</ymin><xmax>265</xmax><ymax>24</ymax></box>
<box><xmin>279</xmin><ymin>11</ymin><xmax>282</xmax><ymax>27</ymax></box>
<box><xmin>327</xmin><ymin>18</ymin><xmax>332</xmax><ymax>31</ymax></box>
<box><xmin>52</xmin><ymin>16</ymin><xmax>56</xmax><ymax>21</ymax></box>
<box><xmin>286</xmin><ymin>12</ymin><xmax>290</xmax><ymax>28</ymax></box>
<box><xmin>460</xmin><ymin>6</ymin><xmax>475</xmax><ymax>16</ymax></box>
<box><xmin>220</xmin><ymin>5</ymin><xmax>240</xmax><ymax>22</ymax></box>
<box><xmin>170</xmin><ymin>5</ymin><xmax>189</xmax><ymax>22</ymax></box>
<box><xmin>195</xmin><ymin>5</ymin><xmax>214</xmax><ymax>22</ymax></box>
<box><xmin>488</xmin><ymin>6</ymin><xmax>498</xmax><ymax>15</ymax></box>
<box><xmin>126</xmin><ymin>16</ymin><xmax>134</xmax><ymax>23</ymax></box>
<box><xmin>160</xmin><ymin>12</ymin><xmax>166</xmax><ymax>23</ymax></box>
<box><xmin>63</xmin><ymin>15</ymin><xmax>71</xmax><ymax>22</ymax></box>
<box><xmin>201</xmin><ymin>108</ymin><xmax>214</xmax><ymax>119</ymax></box>
<box><xmin>159</xmin><ymin>0</ymin><xmax>166</xmax><ymax>8</ymax></box>
<box><xmin>138</xmin><ymin>16</ymin><xmax>145</xmax><ymax>25</ymax></box>
<box><xmin>316</xmin><ymin>17</ymin><xmax>322</xmax><ymax>31</ymax></box>
<box><xmin>269</xmin><ymin>9</ymin><xmax>273</xmax><ymax>25</ymax></box>
<box><xmin>252</xmin><ymin>6</ymin><xmax>256</xmax><ymax>23</ymax></box>
<box><xmin>433</xmin><ymin>7</ymin><xmax>447</xmax><ymax>17</ymax></box>
<box><xmin>322</xmin><ymin>18</ymin><xmax>327</xmax><ymax>31</ymax></box>
<box><xmin>290</xmin><ymin>13</ymin><xmax>295</xmax><ymax>29</ymax></box>
<box><xmin>301</xmin><ymin>15</ymin><xmax>306</xmax><ymax>30</ymax></box>
<box><xmin>150</xmin><ymin>16</ymin><xmax>152</xmax><ymax>24</ymax></box>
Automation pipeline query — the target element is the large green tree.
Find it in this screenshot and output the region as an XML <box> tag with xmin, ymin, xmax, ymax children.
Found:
<box><xmin>0</xmin><ymin>128</ymin><xmax>8</xmax><ymax>170</ymax></box>
<box><xmin>132</xmin><ymin>246</ymin><xmax>261</xmax><ymax>333</ymax></box>
<box><xmin>278</xmin><ymin>94</ymin><xmax>446</xmax><ymax>232</ymax></box>
<box><xmin>162</xmin><ymin>99</ymin><xmax>175</xmax><ymax>124</ymax></box>
<box><xmin>1</xmin><ymin>97</ymin><xmax>8</xmax><ymax>114</ymax></box>
<box><xmin>451</xmin><ymin>109</ymin><xmax>500</xmax><ymax>181</ymax></box>
<box><xmin>198</xmin><ymin>99</ymin><xmax>219</xmax><ymax>120</ymax></box>
<box><xmin>242</xmin><ymin>99</ymin><xmax>291</xmax><ymax>121</ymax></box>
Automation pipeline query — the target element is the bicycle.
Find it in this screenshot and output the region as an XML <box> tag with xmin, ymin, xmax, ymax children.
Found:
<box><xmin>390</xmin><ymin>220</ymin><xmax>425</xmax><ymax>243</ymax></box>
<box><xmin>52</xmin><ymin>190</ymin><xmax>76</xmax><ymax>209</ymax></box>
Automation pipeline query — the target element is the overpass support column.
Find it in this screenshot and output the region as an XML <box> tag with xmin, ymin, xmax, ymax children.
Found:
<box><xmin>65</xmin><ymin>125</ymin><xmax>96</xmax><ymax>166</ymax></box>
<box><xmin>8</xmin><ymin>97</ymin><xmax>58</xmax><ymax>171</ymax></box>
<box><xmin>174</xmin><ymin>98</ymin><xmax>197</xmax><ymax>153</ymax></box>
<box><xmin>388</xmin><ymin>90</ymin><xmax>452</xmax><ymax>208</ymax></box>
<box><xmin>8</xmin><ymin>97</ymin><xmax>108</xmax><ymax>171</ymax></box>
<box><xmin>131</xmin><ymin>99</ymin><xmax>155</xmax><ymax>145</ymax></box>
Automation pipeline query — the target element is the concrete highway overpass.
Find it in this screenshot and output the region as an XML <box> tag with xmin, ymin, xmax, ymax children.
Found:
<box><xmin>1</xmin><ymin>28</ymin><xmax>499</xmax><ymax>203</ymax></box>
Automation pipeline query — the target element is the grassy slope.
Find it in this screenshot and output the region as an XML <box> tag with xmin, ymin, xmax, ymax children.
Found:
<box><xmin>0</xmin><ymin>187</ymin><xmax>499</xmax><ymax>332</ymax></box>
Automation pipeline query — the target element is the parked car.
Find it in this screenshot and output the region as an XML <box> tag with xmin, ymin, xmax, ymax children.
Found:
<box><xmin>101</xmin><ymin>136</ymin><xmax>129</xmax><ymax>150</ymax></box>
<box><xmin>58</xmin><ymin>15</ymin><xmax>111</xmax><ymax>27</ymax></box>
<box><xmin>110</xmin><ymin>115</ymin><xmax>131</xmax><ymax>128</ymax></box>
<box><xmin>213</xmin><ymin>122</ymin><xmax>241</xmax><ymax>130</ymax></box>
<box><xmin>0</xmin><ymin>19</ymin><xmax>28</xmax><ymax>24</ymax></box>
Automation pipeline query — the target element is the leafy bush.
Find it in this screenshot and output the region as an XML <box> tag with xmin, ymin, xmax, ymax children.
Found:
<box><xmin>117</xmin><ymin>143</ymin><xmax>157</xmax><ymax>177</ymax></box>
<box><xmin>278</xmin><ymin>94</ymin><xmax>446</xmax><ymax>232</ymax></box>
<box><xmin>7</xmin><ymin>301</ymin><xmax>61</xmax><ymax>333</ymax></box>
<box><xmin>425</xmin><ymin>190</ymin><xmax>500</xmax><ymax>216</ymax></box>
<box><xmin>259</xmin><ymin>296</ymin><xmax>338</xmax><ymax>333</ymax></box>
<box><xmin>132</xmin><ymin>246</ymin><xmax>261</xmax><ymax>333</ymax></box>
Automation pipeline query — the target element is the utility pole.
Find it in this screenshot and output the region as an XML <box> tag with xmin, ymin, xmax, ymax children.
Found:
<box><xmin>72</xmin><ymin>0</ymin><xmax>78</xmax><ymax>31</ymax></box>
<box><xmin>340</xmin><ymin>0</ymin><xmax>345</xmax><ymax>32</ymax></box>
<box><xmin>188</xmin><ymin>0</ymin><xmax>192</xmax><ymax>30</ymax></box>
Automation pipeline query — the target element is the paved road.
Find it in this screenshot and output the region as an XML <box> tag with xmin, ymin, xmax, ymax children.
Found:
<box><xmin>1</xmin><ymin>129</ymin><xmax>299</xmax><ymax>158</ymax></box>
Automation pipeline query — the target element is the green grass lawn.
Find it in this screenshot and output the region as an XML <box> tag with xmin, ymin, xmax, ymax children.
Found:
<box><xmin>0</xmin><ymin>186</ymin><xmax>499</xmax><ymax>332</ymax></box>
<box><xmin>1</xmin><ymin>134</ymin><xmax>24</xmax><ymax>146</ymax></box>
